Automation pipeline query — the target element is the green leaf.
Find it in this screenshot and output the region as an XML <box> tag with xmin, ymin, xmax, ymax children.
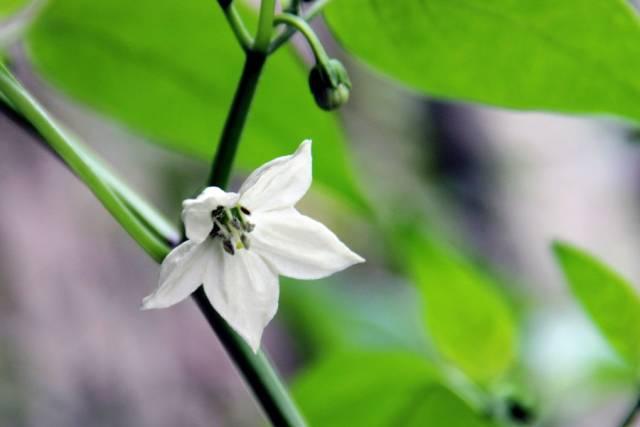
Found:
<box><xmin>325</xmin><ymin>0</ymin><xmax>640</xmax><ymax>122</ymax></box>
<box><xmin>293</xmin><ymin>352</ymin><xmax>494</xmax><ymax>427</ymax></box>
<box><xmin>406</xmin><ymin>232</ymin><xmax>517</xmax><ymax>383</ymax></box>
<box><xmin>0</xmin><ymin>0</ymin><xmax>25</xmax><ymax>17</ymax></box>
<box><xmin>25</xmin><ymin>0</ymin><xmax>367</xmax><ymax>211</ymax></box>
<box><xmin>553</xmin><ymin>241</ymin><xmax>640</xmax><ymax>368</ymax></box>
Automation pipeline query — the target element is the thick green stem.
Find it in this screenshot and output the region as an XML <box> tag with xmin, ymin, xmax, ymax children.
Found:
<box><xmin>201</xmin><ymin>50</ymin><xmax>308</xmax><ymax>427</ymax></box>
<box><xmin>0</xmin><ymin>65</ymin><xmax>170</xmax><ymax>262</ymax></box>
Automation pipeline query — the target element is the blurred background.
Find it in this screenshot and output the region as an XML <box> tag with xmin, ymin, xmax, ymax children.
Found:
<box><xmin>2</xmin><ymin>0</ymin><xmax>640</xmax><ymax>426</ymax></box>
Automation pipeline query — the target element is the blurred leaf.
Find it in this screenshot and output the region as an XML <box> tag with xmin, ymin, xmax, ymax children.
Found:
<box><xmin>325</xmin><ymin>0</ymin><xmax>640</xmax><ymax>122</ymax></box>
<box><xmin>406</xmin><ymin>231</ymin><xmax>517</xmax><ymax>383</ymax></box>
<box><xmin>293</xmin><ymin>351</ymin><xmax>494</xmax><ymax>427</ymax></box>
<box><xmin>280</xmin><ymin>276</ymin><xmax>429</xmax><ymax>358</ymax></box>
<box><xmin>0</xmin><ymin>0</ymin><xmax>25</xmax><ymax>17</ymax></box>
<box><xmin>553</xmin><ymin>241</ymin><xmax>640</xmax><ymax>369</ymax></box>
<box><xmin>25</xmin><ymin>0</ymin><xmax>367</xmax><ymax>211</ymax></box>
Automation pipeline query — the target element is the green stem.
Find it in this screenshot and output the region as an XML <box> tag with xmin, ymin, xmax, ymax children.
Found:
<box><xmin>202</xmin><ymin>48</ymin><xmax>308</xmax><ymax>426</ymax></box>
<box><xmin>269</xmin><ymin>0</ymin><xmax>332</xmax><ymax>53</ymax></box>
<box><xmin>253</xmin><ymin>0</ymin><xmax>276</xmax><ymax>52</ymax></box>
<box><xmin>273</xmin><ymin>13</ymin><xmax>331</xmax><ymax>66</ymax></box>
<box><xmin>207</xmin><ymin>52</ymin><xmax>266</xmax><ymax>187</ymax></box>
<box><xmin>0</xmin><ymin>65</ymin><xmax>170</xmax><ymax>262</ymax></box>
<box><xmin>619</xmin><ymin>393</ymin><xmax>640</xmax><ymax>427</ymax></box>
<box><xmin>219</xmin><ymin>0</ymin><xmax>253</xmax><ymax>52</ymax></box>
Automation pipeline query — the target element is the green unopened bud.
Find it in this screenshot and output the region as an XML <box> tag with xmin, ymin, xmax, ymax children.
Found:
<box><xmin>308</xmin><ymin>59</ymin><xmax>351</xmax><ymax>111</ymax></box>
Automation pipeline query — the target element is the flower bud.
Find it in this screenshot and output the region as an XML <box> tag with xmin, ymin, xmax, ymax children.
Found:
<box><xmin>308</xmin><ymin>59</ymin><xmax>351</xmax><ymax>111</ymax></box>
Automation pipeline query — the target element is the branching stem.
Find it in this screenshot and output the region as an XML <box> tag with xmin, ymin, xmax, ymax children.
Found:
<box><xmin>219</xmin><ymin>0</ymin><xmax>253</xmax><ymax>51</ymax></box>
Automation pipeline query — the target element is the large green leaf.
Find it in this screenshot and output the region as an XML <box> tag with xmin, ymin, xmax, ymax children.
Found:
<box><xmin>553</xmin><ymin>241</ymin><xmax>640</xmax><ymax>369</ymax></box>
<box><xmin>26</xmin><ymin>0</ymin><xmax>367</xmax><ymax>211</ymax></box>
<box><xmin>293</xmin><ymin>351</ymin><xmax>493</xmax><ymax>427</ymax></box>
<box><xmin>406</xmin><ymin>232</ymin><xmax>517</xmax><ymax>383</ymax></box>
<box><xmin>325</xmin><ymin>0</ymin><xmax>640</xmax><ymax>122</ymax></box>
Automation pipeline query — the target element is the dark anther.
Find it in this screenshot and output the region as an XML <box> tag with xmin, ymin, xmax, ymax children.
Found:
<box><xmin>241</xmin><ymin>234</ymin><xmax>251</xmax><ymax>249</ymax></box>
<box><xmin>246</xmin><ymin>223</ymin><xmax>255</xmax><ymax>232</ymax></box>
<box><xmin>223</xmin><ymin>239</ymin><xmax>235</xmax><ymax>255</ymax></box>
<box><xmin>211</xmin><ymin>206</ymin><xmax>224</xmax><ymax>218</ymax></box>
<box><xmin>210</xmin><ymin>223</ymin><xmax>221</xmax><ymax>237</ymax></box>
<box><xmin>241</xmin><ymin>206</ymin><xmax>251</xmax><ymax>215</ymax></box>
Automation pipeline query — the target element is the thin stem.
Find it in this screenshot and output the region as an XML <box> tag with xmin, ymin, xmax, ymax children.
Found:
<box><xmin>269</xmin><ymin>0</ymin><xmax>333</xmax><ymax>54</ymax></box>
<box><xmin>618</xmin><ymin>393</ymin><xmax>640</xmax><ymax>427</ymax></box>
<box><xmin>273</xmin><ymin>13</ymin><xmax>330</xmax><ymax>66</ymax></box>
<box><xmin>219</xmin><ymin>0</ymin><xmax>253</xmax><ymax>52</ymax></box>
<box><xmin>254</xmin><ymin>0</ymin><xmax>276</xmax><ymax>53</ymax></box>
<box><xmin>202</xmin><ymin>49</ymin><xmax>308</xmax><ymax>426</ymax></box>
<box><xmin>0</xmin><ymin>65</ymin><xmax>170</xmax><ymax>262</ymax></box>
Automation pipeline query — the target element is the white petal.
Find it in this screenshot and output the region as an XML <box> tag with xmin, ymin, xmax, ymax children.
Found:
<box><xmin>203</xmin><ymin>249</ymin><xmax>279</xmax><ymax>352</ymax></box>
<box><xmin>249</xmin><ymin>208</ymin><xmax>365</xmax><ymax>280</ymax></box>
<box><xmin>142</xmin><ymin>240</ymin><xmax>211</xmax><ymax>309</ymax></box>
<box><xmin>238</xmin><ymin>140</ymin><xmax>312</xmax><ymax>213</ymax></box>
<box><xmin>182</xmin><ymin>187</ymin><xmax>239</xmax><ymax>243</ymax></box>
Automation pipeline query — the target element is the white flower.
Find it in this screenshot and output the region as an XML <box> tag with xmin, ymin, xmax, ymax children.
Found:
<box><xmin>142</xmin><ymin>140</ymin><xmax>364</xmax><ymax>351</ymax></box>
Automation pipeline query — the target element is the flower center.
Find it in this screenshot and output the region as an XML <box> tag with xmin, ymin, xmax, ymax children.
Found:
<box><xmin>210</xmin><ymin>205</ymin><xmax>254</xmax><ymax>255</ymax></box>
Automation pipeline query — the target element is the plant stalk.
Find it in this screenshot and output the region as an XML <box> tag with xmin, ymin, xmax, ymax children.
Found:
<box><xmin>0</xmin><ymin>65</ymin><xmax>170</xmax><ymax>262</ymax></box>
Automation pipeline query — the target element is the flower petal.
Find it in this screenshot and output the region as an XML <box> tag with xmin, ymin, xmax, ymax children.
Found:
<box><xmin>182</xmin><ymin>187</ymin><xmax>239</xmax><ymax>243</ymax></box>
<box><xmin>238</xmin><ymin>140</ymin><xmax>312</xmax><ymax>213</ymax></box>
<box><xmin>142</xmin><ymin>240</ymin><xmax>211</xmax><ymax>309</ymax></box>
<box><xmin>250</xmin><ymin>208</ymin><xmax>365</xmax><ymax>280</ymax></box>
<box><xmin>203</xmin><ymin>249</ymin><xmax>279</xmax><ymax>352</ymax></box>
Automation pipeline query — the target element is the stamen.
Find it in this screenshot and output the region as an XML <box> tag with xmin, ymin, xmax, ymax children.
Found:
<box><xmin>240</xmin><ymin>234</ymin><xmax>251</xmax><ymax>249</ymax></box>
<box><xmin>209</xmin><ymin>205</ymin><xmax>255</xmax><ymax>255</ymax></box>
<box><xmin>222</xmin><ymin>239</ymin><xmax>235</xmax><ymax>255</ymax></box>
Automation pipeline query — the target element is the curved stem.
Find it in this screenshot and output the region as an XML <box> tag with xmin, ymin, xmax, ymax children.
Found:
<box><xmin>273</xmin><ymin>13</ymin><xmax>330</xmax><ymax>66</ymax></box>
<box><xmin>254</xmin><ymin>0</ymin><xmax>276</xmax><ymax>53</ymax></box>
<box><xmin>269</xmin><ymin>0</ymin><xmax>332</xmax><ymax>53</ymax></box>
<box><xmin>219</xmin><ymin>1</ymin><xmax>253</xmax><ymax>52</ymax></box>
<box><xmin>618</xmin><ymin>393</ymin><xmax>640</xmax><ymax>427</ymax></box>
<box><xmin>0</xmin><ymin>65</ymin><xmax>170</xmax><ymax>262</ymax></box>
